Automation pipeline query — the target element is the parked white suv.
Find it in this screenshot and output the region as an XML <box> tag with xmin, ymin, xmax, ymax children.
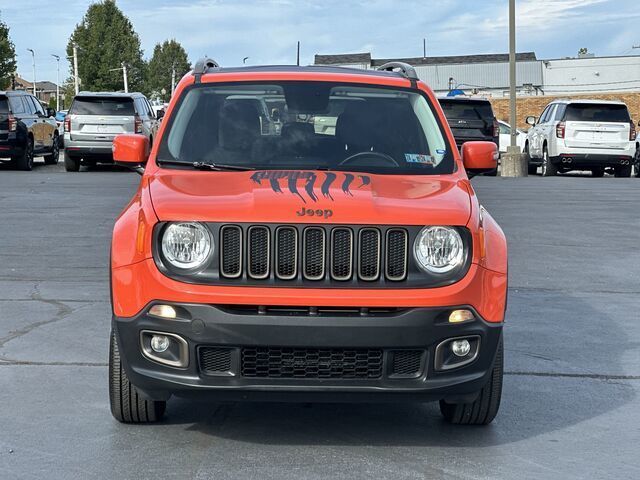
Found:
<box><xmin>524</xmin><ymin>100</ymin><xmax>636</xmax><ymax>177</ymax></box>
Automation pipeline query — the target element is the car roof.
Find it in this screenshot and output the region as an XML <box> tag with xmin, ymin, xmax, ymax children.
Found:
<box><xmin>197</xmin><ymin>64</ymin><xmax>417</xmax><ymax>82</ymax></box>
<box><xmin>437</xmin><ymin>96</ymin><xmax>491</xmax><ymax>103</ymax></box>
<box><xmin>551</xmin><ymin>99</ymin><xmax>627</xmax><ymax>106</ymax></box>
<box><xmin>76</xmin><ymin>91</ymin><xmax>144</xmax><ymax>98</ymax></box>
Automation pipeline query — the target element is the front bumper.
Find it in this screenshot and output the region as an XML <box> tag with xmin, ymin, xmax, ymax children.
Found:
<box><xmin>113</xmin><ymin>303</ymin><xmax>503</xmax><ymax>403</ymax></box>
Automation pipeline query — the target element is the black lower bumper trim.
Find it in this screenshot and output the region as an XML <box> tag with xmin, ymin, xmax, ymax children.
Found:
<box><xmin>113</xmin><ymin>303</ymin><xmax>503</xmax><ymax>403</ymax></box>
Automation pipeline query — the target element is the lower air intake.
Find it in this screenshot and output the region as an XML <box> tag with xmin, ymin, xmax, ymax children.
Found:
<box><xmin>241</xmin><ymin>347</ymin><xmax>383</xmax><ymax>379</ymax></box>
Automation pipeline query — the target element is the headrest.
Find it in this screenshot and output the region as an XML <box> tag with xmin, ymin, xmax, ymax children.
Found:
<box><xmin>219</xmin><ymin>101</ymin><xmax>260</xmax><ymax>151</ymax></box>
<box><xmin>281</xmin><ymin>122</ymin><xmax>315</xmax><ymax>143</ymax></box>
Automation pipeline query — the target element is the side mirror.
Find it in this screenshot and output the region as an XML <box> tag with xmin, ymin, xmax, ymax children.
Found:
<box><xmin>271</xmin><ymin>108</ymin><xmax>281</xmax><ymax>122</ymax></box>
<box><xmin>525</xmin><ymin>116</ymin><xmax>537</xmax><ymax>126</ymax></box>
<box><xmin>462</xmin><ymin>141</ymin><xmax>498</xmax><ymax>178</ymax></box>
<box><xmin>46</xmin><ymin>107</ymin><xmax>56</xmax><ymax>118</ymax></box>
<box><xmin>113</xmin><ymin>134</ymin><xmax>149</xmax><ymax>175</ymax></box>
<box><xmin>156</xmin><ymin>109</ymin><xmax>165</xmax><ymax>120</ymax></box>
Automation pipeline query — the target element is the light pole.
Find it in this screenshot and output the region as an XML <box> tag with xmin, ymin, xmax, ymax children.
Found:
<box><xmin>51</xmin><ymin>54</ymin><xmax>60</xmax><ymax>111</ymax></box>
<box><xmin>73</xmin><ymin>43</ymin><xmax>80</xmax><ymax>94</ymax></box>
<box><xmin>109</xmin><ymin>63</ymin><xmax>128</xmax><ymax>93</ymax></box>
<box><xmin>502</xmin><ymin>0</ymin><xmax>525</xmax><ymax>176</ymax></box>
<box><xmin>27</xmin><ymin>49</ymin><xmax>36</xmax><ymax>96</ymax></box>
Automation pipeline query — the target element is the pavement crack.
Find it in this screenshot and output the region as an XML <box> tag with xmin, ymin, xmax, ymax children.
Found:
<box><xmin>0</xmin><ymin>287</ymin><xmax>75</xmax><ymax>350</ymax></box>
<box><xmin>505</xmin><ymin>371</ymin><xmax>640</xmax><ymax>380</ymax></box>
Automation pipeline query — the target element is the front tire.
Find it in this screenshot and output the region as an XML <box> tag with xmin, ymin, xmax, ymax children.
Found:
<box><xmin>439</xmin><ymin>339</ymin><xmax>503</xmax><ymax>425</ymax></box>
<box><xmin>109</xmin><ymin>330</ymin><xmax>166</xmax><ymax>423</ymax></box>
<box><xmin>541</xmin><ymin>145</ymin><xmax>557</xmax><ymax>177</ymax></box>
<box><xmin>524</xmin><ymin>143</ymin><xmax>537</xmax><ymax>175</ymax></box>
<box><xmin>591</xmin><ymin>167</ymin><xmax>605</xmax><ymax>178</ymax></box>
<box><xmin>64</xmin><ymin>150</ymin><xmax>80</xmax><ymax>172</ymax></box>
<box><xmin>43</xmin><ymin>135</ymin><xmax>60</xmax><ymax>165</ymax></box>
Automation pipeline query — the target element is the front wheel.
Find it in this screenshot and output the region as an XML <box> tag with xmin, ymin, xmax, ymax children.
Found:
<box><xmin>439</xmin><ymin>339</ymin><xmax>503</xmax><ymax>425</ymax></box>
<box><xmin>43</xmin><ymin>135</ymin><xmax>60</xmax><ymax>165</ymax></box>
<box><xmin>541</xmin><ymin>146</ymin><xmax>557</xmax><ymax>177</ymax></box>
<box><xmin>109</xmin><ymin>330</ymin><xmax>166</xmax><ymax>423</ymax></box>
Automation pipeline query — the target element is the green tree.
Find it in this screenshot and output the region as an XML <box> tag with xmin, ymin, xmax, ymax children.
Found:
<box><xmin>146</xmin><ymin>39</ymin><xmax>191</xmax><ymax>102</ymax></box>
<box><xmin>66</xmin><ymin>0</ymin><xmax>145</xmax><ymax>93</ymax></box>
<box><xmin>0</xmin><ymin>14</ymin><xmax>17</xmax><ymax>89</ymax></box>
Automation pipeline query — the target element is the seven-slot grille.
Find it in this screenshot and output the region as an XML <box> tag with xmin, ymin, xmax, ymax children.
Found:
<box><xmin>219</xmin><ymin>225</ymin><xmax>408</xmax><ymax>283</ymax></box>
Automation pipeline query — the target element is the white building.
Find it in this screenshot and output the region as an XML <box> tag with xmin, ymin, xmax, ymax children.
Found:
<box><xmin>313</xmin><ymin>52</ymin><xmax>640</xmax><ymax>98</ymax></box>
<box><xmin>541</xmin><ymin>55</ymin><xmax>640</xmax><ymax>95</ymax></box>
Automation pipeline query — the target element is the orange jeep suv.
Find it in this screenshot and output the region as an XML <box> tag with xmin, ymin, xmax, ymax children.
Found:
<box><xmin>109</xmin><ymin>59</ymin><xmax>507</xmax><ymax>425</ymax></box>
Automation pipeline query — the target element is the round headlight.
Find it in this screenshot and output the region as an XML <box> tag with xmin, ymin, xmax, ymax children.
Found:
<box><xmin>161</xmin><ymin>222</ymin><xmax>212</xmax><ymax>269</ymax></box>
<box><xmin>414</xmin><ymin>226</ymin><xmax>464</xmax><ymax>274</ymax></box>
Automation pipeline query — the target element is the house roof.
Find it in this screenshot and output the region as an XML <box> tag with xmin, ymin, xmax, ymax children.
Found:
<box><xmin>314</xmin><ymin>53</ymin><xmax>372</xmax><ymax>65</ymax></box>
<box><xmin>314</xmin><ymin>52</ymin><xmax>538</xmax><ymax>67</ymax></box>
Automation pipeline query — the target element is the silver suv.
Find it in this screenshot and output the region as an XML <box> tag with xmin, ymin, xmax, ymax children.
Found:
<box><xmin>63</xmin><ymin>92</ymin><xmax>157</xmax><ymax>172</ymax></box>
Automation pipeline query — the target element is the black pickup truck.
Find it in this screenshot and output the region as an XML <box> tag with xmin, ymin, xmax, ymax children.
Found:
<box><xmin>0</xmin><ymin>90</ymin><xmax>60</xmax><ymax>170</ymax></box>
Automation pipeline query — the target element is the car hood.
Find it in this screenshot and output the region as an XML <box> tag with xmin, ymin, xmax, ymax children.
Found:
<box><xmin>148</xmin><ymin>170</ymin><xmax>471</xmax><ymax>226</ymax></box>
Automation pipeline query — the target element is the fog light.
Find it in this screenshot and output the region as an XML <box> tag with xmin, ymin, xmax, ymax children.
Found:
<box><xmin>451</xmin><ymin>339</ymin><xmax>471</xmax><ymax>357</ymax></box>
<box><xmin>150</xmin><ymin>335</ymin><xmax>170</xmax><ymax>353</ymax></box>
<box><xmin>148</xmin><ymin>304</ymin><xmax>177</xmax><ymax>319</ymax></box>
<box><xmin>449</xmin><ymin>309</ymin><xmax>474</xmax><ymax>323</ymax></box>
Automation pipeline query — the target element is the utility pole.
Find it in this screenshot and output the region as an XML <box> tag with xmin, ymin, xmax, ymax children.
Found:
<box><xmin>122</xmin><ymin>62</ymin><xmax>129</xmax><ymax>93</ymax></box>
<box><xmin>27</xmin><ymin>49</ymin><xmax>36</xmax><ymax>96</ymax></box>
<box><xmin>296</xmin><ymin>41</ymin><xmax>300</xmax><ymax>66</ymax></box>
<box><xmin>502</xmin><ymin>0</ymin><xmax>526</xmax><ymax>177</ymax></box>
<box><xmin>73</xmin><ymin>43</ymin><xmax>80</xmax><ymax>94</ymax></box>
<box><xmin>51</xmin><ymin>54</ymin><xmax>60</xmax><ymax>111</ymax></box>
<box><xmin>171</xmin><ymin>63</ymin><xmax>176</xmax><ymax>98</ymax></box>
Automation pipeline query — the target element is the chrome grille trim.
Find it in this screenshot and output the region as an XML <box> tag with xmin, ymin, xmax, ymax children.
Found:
<box><xmin>219</xmin><ymin>225</ymin><xmax>242</xmax><ymax>279</ymax></box>
<box><xmin>247</xmin><ymin>226</ymin><xmax>270</xmax><ymax>280</ymax></box>
<box><xmin>385</xmin><ymin>228</ymin><xmax>408</xmax><ymax>281</ymax></box>
<box><xmin>302</xmin><ymin>227</ymin><xmax>326</xmax><ymax>280</ymax></box>
<box><xmin>275</xmin><ymin>226</ymin><xmax>298</xmax><ymax>280</ymax></box>
<box><xmin>330</xmin><ymin>228</ymin><xmax>354</xmax><ymax>281</ymax></box>
<box><xmin>358</xmin><ymin>228</ymin><xmax>381</xmax><ymax>281</ymax></box>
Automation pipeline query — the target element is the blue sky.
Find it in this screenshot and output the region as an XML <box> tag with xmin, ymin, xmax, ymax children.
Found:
<box><xmin>2</xmin><ymin>0</ymin><xmax>639</xmax><ymax>85</ymax></box>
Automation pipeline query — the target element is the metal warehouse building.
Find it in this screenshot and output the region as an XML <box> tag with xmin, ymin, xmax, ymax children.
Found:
<box><xmin>314</xmin><ymin>52</ymin><xmax>640</xmax><ymax>98</ymax></box>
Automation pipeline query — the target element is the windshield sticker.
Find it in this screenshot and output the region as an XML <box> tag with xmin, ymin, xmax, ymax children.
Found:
<box><xmin>405</xmin><ymin>153</ymin><xmax>436</xmax><ymax>165</ymax></box>
<box><xmin>250</xmin><ymin>170</ymin><xmax>370</xmax><ymax>203</ymax></box>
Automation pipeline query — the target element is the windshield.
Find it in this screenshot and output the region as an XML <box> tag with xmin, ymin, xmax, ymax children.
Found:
<box><xmin>564</xmin><ymin>104</ymin><xmax>630</xmax><ymax>123</ymax></box>
<box><xmin>439</xmin><ymin>100</ymin><xmax>494</xmax><ymax>121</ymax></box>
<box><xmin>70</xmin><ymin>97</ymin><xmax>134</xmax><ymax>115</ymax></box>
<box><xmin>157</xmin><ymin>82</ymin><xmax>453</xmax><ymax>175</ymax></box>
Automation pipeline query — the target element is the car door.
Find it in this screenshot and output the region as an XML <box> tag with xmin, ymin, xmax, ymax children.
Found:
<box><xmin>533</xmin><ymin>105</ymin><xmax>553</xmax><ymax>157</ymax></box>
<box><xmin>498</xmin><ymin>122</ymin><xmax>511</xmax><ymax>153</ymax></box>
<box><xmin>18</xmin><ymin>95</ymin><xmax>41</xmax><ymax>149</ymax></box>
<box><xmin>26</xmin><ymin>96</ymin><xmax>48</xmax><ymax>150</ymax></box>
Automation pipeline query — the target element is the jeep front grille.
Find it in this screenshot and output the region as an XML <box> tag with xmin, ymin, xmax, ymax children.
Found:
<box><xmin>219</xmin><ymin>225</ymin><xmax>408</xmax><ymax>283</ymax></box>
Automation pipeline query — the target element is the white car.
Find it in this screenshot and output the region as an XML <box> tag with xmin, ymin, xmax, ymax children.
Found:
<box><xmin>524</xmin><ymin>99</ymin><xmax>636</xmax><ymax>177</ymax></box>
<box><xmin>497</xmin><ymin>120</ymin><xmax>525</xmax><ymax>154</ymax></box>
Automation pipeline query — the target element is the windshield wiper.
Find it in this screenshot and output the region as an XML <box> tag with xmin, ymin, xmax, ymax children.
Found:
<box><xmin>158</xmin><ymin>159</ymin><xmax>255</xmax><ymax>171</ymax></box>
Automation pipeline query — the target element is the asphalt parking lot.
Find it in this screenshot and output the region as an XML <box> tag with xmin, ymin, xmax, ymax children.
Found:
<box><xmin>0</xmin><ymin>158</ymin><xmax>639</xmax><ymax>480</ymax></box>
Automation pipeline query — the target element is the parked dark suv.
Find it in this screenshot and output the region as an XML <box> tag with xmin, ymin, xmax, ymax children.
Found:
<box><xmin>0</xmin><ymin>90</ymin><xmax>60</xmax><ymax>170</ymax></box>
<box><xmin>439</xmin><ymin>97</ymin><xmax>499</xmax><ymax>146</ymax></box>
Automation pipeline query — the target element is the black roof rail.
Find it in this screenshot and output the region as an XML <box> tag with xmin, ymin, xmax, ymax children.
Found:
<box><xmin>376</xmin><ymin>62</ymin><xmax>419</xmax><ymax>85</ymax></box>
<box><xmin>193</xmin><ymin>57</ymin><xmax>220</xmax><ymax>82</ymax></box>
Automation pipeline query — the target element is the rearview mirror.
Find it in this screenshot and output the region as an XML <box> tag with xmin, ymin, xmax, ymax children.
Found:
<box><xmin>525</xmin><ymin>116</ymin><xmax>537</xmax><ymax>126</ymax></box>
<box><xmin>462</xmin><ymin>141</ymin><xmax>498</xmax><ymax>178</ymax></box>
<box><xmin>113</xmin><ymin>134</ymin><xmax>149</xmax><ymax>175</ymax></box>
